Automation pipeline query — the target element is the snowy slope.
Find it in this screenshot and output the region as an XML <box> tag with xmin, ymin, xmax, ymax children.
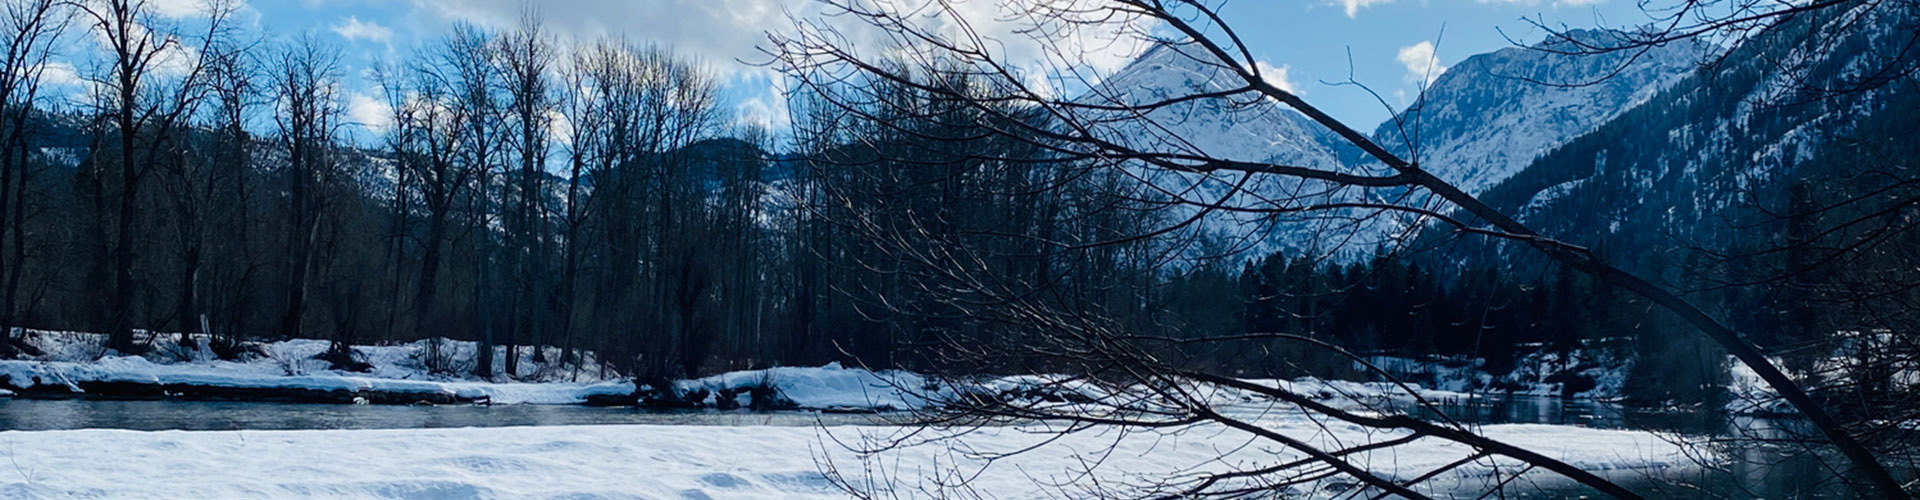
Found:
<box><xmin>1086</xmin><ymin>43</ymin><xmax>1348</xmax><ymax>167</ymax></box>
<box><xmin>1466</xmin><ymin>3</ymin><xmax>1920</xmax><ymax>265</ymax></box>
<box><xmin>1079</xmin><ymin>33</ymin><xmax>1701</xmax><ymax>259</ymax></box>
<box><xmin>1378</xmin><ymin>30</ymin><xmax>1703</xmax><ymax>196</ymax></box>
<box><xmin>1077</xmin><ymin>43</ymin><xmax>1389</xmax><ymax>259</ymax></box>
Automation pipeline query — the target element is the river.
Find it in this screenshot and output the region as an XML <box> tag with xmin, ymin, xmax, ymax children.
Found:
<box><xmin>0</xmin><ymin>398</ymin><xmax>899</xmax><ymax>430</ymax></box>
<box><xmin>1422</xmin><ymin>397</ymin><xmax>1880</xmax><ymax>499</ymax></box>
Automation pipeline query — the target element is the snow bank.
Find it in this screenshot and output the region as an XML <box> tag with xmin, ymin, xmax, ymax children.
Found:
<box><xmin>678</xmin><ymin>365</ymin><xmax>1482</xmax><ymax>414</ymax></box>
<box><xmin>678</xmin><ymin>362</ymin><xmax>941</xmax><ymax>410</ymax></box>
<box><xmin>0</xmin><ymin>331</ymin><xmax>1597</xmax><ymax>411</ymax></box>
<box><xmin>0</xmin><ymin>332</ymin><xmax>628</xmax><ymax>404</ymax></box>
<box><xmin>0</xmin><ymin>416</ymin><xmax>1697</xmax><ymax>499</ymax></box>
<box><xmin>0</xmin><ymin>329</ymin><xmax>1483</xmax><ymax>411</ymax></box>
<box><xmin>22</xmin><ymin>331</ymin><xmax>615</xmax><ymax>383</ymax></box>
<box><xmin>1725</xmin><ymin>356</ymin><xmax>1796</xmax><ymax>415</ymax></box>
<box><xmin>0</xmin><ymin>356</ymin><xmax>635</xmax><ymax>405</ymax></box>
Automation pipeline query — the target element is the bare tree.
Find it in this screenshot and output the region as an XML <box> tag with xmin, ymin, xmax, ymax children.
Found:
<box><xmin>563</xmin><ymin>40</ymin><xmax>721</xmax><ymax>382</ymax></box>
<box><xmin>445</xmin><ymin>23</ymin><xmax>503</xmax><ymax>380</ymax></box>
<box><xmin>553</xmin><ymin>41</ymin><xmax>603</xmax><ymax>370</ymax></box>
<box><xmin>0</xmin><ymin>0</ymin><xmax>66</xmax><ymax>354</ymax></box>
<box><xmin>765</xmin><ymin>0</ymin><xmax>1912</xmax><ymax>498</ymax></box>
<box><xmin>71</xmin><ymin>0</ymin><xmax>233</xmax><ymax>353</ymax></box>
<box><xmin>497</xmin><ymin>8</ymin><xmax>555</xmax><ymax>374</ymax></box>
<box><xmin>267</xmin><ymin>33</ymin><xmax>343</xmax><ymax>357</ymax></box>
<box><xmin>195</xmin><ymin>32</ymin><xmax>260</xmax><ymax>355</ymax></box>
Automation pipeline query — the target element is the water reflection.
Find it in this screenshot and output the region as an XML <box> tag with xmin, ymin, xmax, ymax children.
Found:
<box><xmin>1409</xmin><ymin>396</ymin><xmax>1888</xmax><ymax>499</ymax></box>
<box><xmin>0</xmin><ymin>399</ymin><xmax>898</xmax><ymax>431</ymax></box>
<box><xmin>1414</xmin><ymin>395</ymin><xmax>1723</xmax><ymax>434</ymax></box>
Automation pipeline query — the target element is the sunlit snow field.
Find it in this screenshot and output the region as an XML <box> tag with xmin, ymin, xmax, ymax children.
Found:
<box><xmin>0</xmin><ymin>413</ymin><xmax>1690</xmax><ymax>499</ymax></box>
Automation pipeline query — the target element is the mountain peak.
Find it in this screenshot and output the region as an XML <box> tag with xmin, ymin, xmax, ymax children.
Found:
<box><xmin>1086</xmin><ymin>41</ymin><xmax>1345</xmax><ymax>167</ymax></box>
<box><xmin>1534</xmin><ymin>28</ymin><xmax>1628</xmax><ymax>49</ymax></box>
<box><xmin>1373</xmin><ymin>31</ymin><xmax>1704</xmax><ymax>195</ymax></box>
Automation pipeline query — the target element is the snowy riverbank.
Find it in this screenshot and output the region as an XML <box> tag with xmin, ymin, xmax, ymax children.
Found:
<box><xmin>0</xmin><ymin>332</ymin><xmax>950</xmax><ymax>408</ymax></box>
<box><xmin>0</xmin><ymin>334</ymin><xmax>950</xmax><ymax>408</ymax></box>
<box><xmin>0</xmin><ymin>331</ymin><xmax>1481</xmax><ymax>411</ymax></box>
<box><xmin>0</xmin><ymin>332</ymin><xmax>639</xmax><ymax>405</ymax></box>
<box><xmin>0</xmin><ymin>413</ymin><xmax>1695</xmax><ymax>499</ymax></box>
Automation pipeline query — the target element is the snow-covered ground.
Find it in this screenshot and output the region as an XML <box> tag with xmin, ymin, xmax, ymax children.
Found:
<box><xmin>0</xmin><ymin>330</ymin><xmax>961</xmax><ymax>409</ymax></box>
<box><xmin>17</xmin><ymin>331</ymin><xmax>616</xmax><ymax>383</ymax></box>
<box><xmin>0</xmin><ymin>332</ymin><xmax>928</xmax><ymax>408</ymax></box>
<box><xmin>0</xmin><ymin>331</ymin><xmax>1484</xmax><ymax>411</ymax></box>
<box><xmin>0</xmin><ymin>332</ymin><xmax>637</xmax><ymax>405</ymax></box>
<box><xmin>0</xmin><ymin>411</ymin><xmax>1695</xmax><ymax>499</ymax></box>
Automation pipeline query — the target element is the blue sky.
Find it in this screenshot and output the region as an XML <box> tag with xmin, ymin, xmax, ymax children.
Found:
<box><xmin>55</xmin><ymin>0</ymin><xmax>1663</xmax><ymax>145</ymax></box>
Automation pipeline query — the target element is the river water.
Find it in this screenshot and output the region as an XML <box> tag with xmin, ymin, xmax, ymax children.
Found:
<box><xmin>0</xmin><ymin>398</ymin><xmax>902</xmax><ymax>430</ymax></box>
<box><xmin>1421</xmin><ymin>397</ymin><xmax>1884</xmax><ymax>499</ymax></box>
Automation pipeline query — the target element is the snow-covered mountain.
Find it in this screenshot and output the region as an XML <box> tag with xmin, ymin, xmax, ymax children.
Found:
<box><xmin>1376</xmin><ymin>29</ymin><xmax>1705</xmax><ymax>195</ymax></box>
<box><xmin>1079</xmin><ymin>32</ymin><xmax>1703</xmax><ymax>260</ymax></box>
<box><xmin>1076</xmin><ymin>43</ymin><xmax>1371</xmax><ymax>259</ymax></box>
<box><xmin>1461</xmin><ymin>2</ymin><xmax>1920</xmax><ymax>270</ymax></box>
<box><xmin>1083</xmin><ymin>42</ymin><xmax>1349</xmax><ymax>168</ymax></box>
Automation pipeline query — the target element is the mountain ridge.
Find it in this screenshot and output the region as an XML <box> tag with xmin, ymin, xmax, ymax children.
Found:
<box><xmin>1082</xmin><ymin>31</ymin><xmax>1706</xmax><ymax>259</ymax></box>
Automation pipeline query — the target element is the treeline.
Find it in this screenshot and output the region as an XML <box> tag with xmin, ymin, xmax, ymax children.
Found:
<box><xmin>0</xmin><ymin>2</ymin><xmax>1195</xmax><ymax>382</ymax></box>
<box><xmin>782</xmin><ymin>64</ymin><xmax>1178</xmax><ymax>373</ymax></box>
<box><xmin>0</xmin><ymin>3</ymin><xmax>804</xmax><ymax>381</ymax></box>
<box><xmin>773</xmin><ymin>55</ymin><xmax>1694</xmax><ymax>387</ymax></box>
<box><xmin>1152</xmin><ymin>249</ymin><xmax>1725</xmax><ymax>401</ymax></box>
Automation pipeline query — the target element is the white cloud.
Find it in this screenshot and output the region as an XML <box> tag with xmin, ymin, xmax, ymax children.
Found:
<box><xmin>1255</xmin><ymin>61</ymin><xmax>1299</xmax><ymax>95</ymax></box>
<box><xmin>76</xmin><ymin>10</ymin><xmax>201</xmax><ymax>81</ymax></box>
<box><xmin>145</xmin><ymin>0</ymin><xmax>240</xmax><ymax>18</ymax></box>
<box><xmin>1479</xmin><ymin>0</ymin><xmax>1606</xmax><ymax>5</ymax></box>
<box><xmin>413</xmin><ymin>0</ymin><xmax>1158</xmax><ymax>129</ymax></box>
<box><xmin>1396</xmin><ymin>40</ymin><xmax>1446</xmax><ymax>85</ymax></box>
<box><xmin>347</xmin><ymin>91</ymin><xmax>392</xmax><ymax>132</ymax></box>
<box><xmin>735</xmin><ymin>95</ymin><xmax>781</xmax><ymax>130</ymax></box>
<box><xmin>1335</xmin><ymin>0</ymin><xmax>1395</xmax><ymax>18</ymax></box>
<box><xmin>34</xmin><ymin>61</ymin><xmax>82</xmax><ymax>88</ymax></box>
<box><xmin>1337</xmin><ymin>0</ymin><xmax>1603</xmax><ymax>18</ymax></box>
<box><xmin>547</xmin><ymin>108</ymin><xmax>574</xmax><ymax>146</ymax></box>
<box><xmin>146</xmin><ymin>40</ymin><xmax>201</xmax><ymax>81</ymax></box>
<box><xmin>1022</xmin><ymin>71</ymin><xmax>1059</xmax><ymax>100</ymax></box>
<box><xmin>416</xmin><ymin>0</ymin><xmax>1151</xmax><ymax>77</ymax></box>
<box><xmin>24</xmin><ymin>61</ymin><xmax>89</xmax><ymax>101</ymax></box>
<box><xmin>411</xmin><ymin>0</ymin><xmax>787</xmax><ymax>81</ymax></box>
<box><xmin>332</xmin><ymin>16</ymin><xmax>393</xmax><ymax>44</ymax></box>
